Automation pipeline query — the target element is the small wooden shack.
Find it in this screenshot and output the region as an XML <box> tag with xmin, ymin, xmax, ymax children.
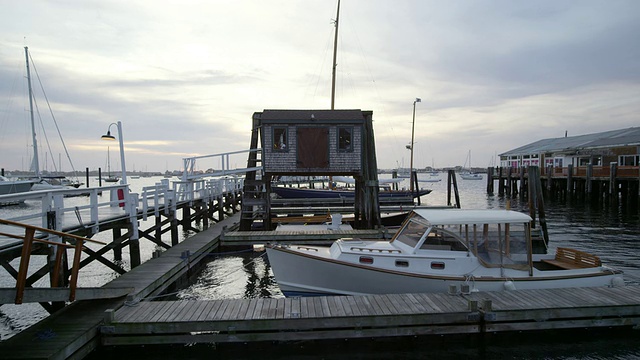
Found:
<box><xmin>240</xmin><ymin>109</ymin><xmax>381</xmax><ymax>230</ymax></box>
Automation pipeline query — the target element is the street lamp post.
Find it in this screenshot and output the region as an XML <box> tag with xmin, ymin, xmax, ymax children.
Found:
<box><xmin>409</xmin><ymin>98</ymin><xmax>421</xmax><ymax>192</ymax></box>
<box><xmin>101</xmin><ymin>121</ymin><xmax>127</xmax><ymax>185</ymax></box>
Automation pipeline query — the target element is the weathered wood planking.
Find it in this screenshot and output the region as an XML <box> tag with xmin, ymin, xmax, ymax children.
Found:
<box><xmin>0</xmin><ymin>213</ymin><xmax>241</xmax><ymax>359</ymax></box>
<box><xmin>467</xmin><ymin>286</ymin><xmax>640</xmax><ymax>332</ymax></box>
<box><xmin>102</xmin><ymin>286</ymin><xmax>640</xmax><ymax>346</ymax></box>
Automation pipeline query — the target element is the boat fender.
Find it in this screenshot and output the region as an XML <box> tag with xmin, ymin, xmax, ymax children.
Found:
<box><xmin>503</xmin><ymin>281</ymin><xmax>516</xmax><ymax>291</ymax></box>
<box><xmin>611</xmin><ymin>277</ymin><xmax>625</xmax><ymax>287</ymax></box>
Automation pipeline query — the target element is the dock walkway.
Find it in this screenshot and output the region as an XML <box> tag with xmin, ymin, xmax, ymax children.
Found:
<box><xmin>101</xmin><ymin>285</ymin><xmax>640</xmax><ymax>346</ymax></box>
<box><xmin>0</xmin><ymin>213</ymin><xmax>241</xmax><ymax>360</ymax></box>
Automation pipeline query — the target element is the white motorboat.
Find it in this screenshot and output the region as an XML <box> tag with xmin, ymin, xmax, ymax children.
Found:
<box><xmin>266</xmin><ymin>208</ymin><xmax>623</xmax><ymax>297</ymax></box>
<box><xmin>460</xmin><ymin>172</ymin><xmax>483</xmax><ymax>180</ymax></box>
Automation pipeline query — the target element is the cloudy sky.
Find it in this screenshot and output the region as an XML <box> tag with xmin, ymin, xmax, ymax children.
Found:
<box><xmin>1</xmin><ymin>0</ymin><xmax>639</xmax><ymax>174</ymax></box>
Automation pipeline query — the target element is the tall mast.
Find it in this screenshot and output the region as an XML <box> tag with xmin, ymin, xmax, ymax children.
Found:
<box><xmin>25</xmin><ymin>46</ymin><xmax>40</xmax><ymax>178</ymax></box>
<box><xmin>330</xmin><ymin>0</ymin><xmax>340</xmax><ymax>110</ymax></box>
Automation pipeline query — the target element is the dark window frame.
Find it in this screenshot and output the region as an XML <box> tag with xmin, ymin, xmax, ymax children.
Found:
<box><xmin>273</xmin><ymin>126</ymin><xmax>289</xmax><ymax>152</ymax></box>
<box><xmin>337</xmin><ymin>126</ymin><xmax>353</xmax><ymax>152</ymax></box>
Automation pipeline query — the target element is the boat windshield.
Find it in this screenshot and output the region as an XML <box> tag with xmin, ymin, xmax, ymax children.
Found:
<box><xmin>419</xmin><ymin>226</ymin><xmax>469</xmax><ymax>252</ymax></box>
<box><xmin>393</xmin><ymin>217</ymin><xmax>429</xmax><ymax>248</ymax></box>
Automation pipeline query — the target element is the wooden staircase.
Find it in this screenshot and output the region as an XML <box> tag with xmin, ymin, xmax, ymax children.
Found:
<box><xmin>239</xmin><ymin>116</ymin><xmax>270</xmax><ymax>230</ymax></box>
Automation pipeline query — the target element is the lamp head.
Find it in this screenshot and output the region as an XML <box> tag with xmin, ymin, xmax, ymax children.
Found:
<box><xmin>415</xmin><ymin>98</ymin><xmax>421</xmax><ymax>103</ymax></box>
<box><xmin>101</xmin><ymin>122</ymin><xmax>118</xmax><ymax>140</ymax></box>
<box><xmin>101</xmin><ymin>130</ymin><xmax>116</xmax><ymax>140</ymax></box>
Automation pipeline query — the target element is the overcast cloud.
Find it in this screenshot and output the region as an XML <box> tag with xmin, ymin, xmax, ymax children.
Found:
<box><xmin>1</xmin><ymin>0</ymin><xmax>639</xmax><ymax>174</ymax></box>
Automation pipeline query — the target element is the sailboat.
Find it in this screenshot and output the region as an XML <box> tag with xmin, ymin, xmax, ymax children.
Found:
<box><xmin>104</xmin><ymin>147</ymin><xmax>120</xmax><ymax>183</ymax></box>
<box><xmin>460</xmin><ymin>150</ymin><xmax>483</xmax><ymax>180</ymax></box>
<box><xmin>21</xmin><ymin>47</ymin><xmax>83</xmax><ymax>191</ymax></box>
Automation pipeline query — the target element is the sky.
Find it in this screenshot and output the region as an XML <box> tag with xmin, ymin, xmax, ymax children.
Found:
<box><xmin>1</xmin><ymin>0</ymin><xmax>639</xmax><ymax>174</ymax></box>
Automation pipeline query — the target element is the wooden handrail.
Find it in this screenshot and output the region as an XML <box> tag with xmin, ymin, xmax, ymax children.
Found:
<box><xmin>0</xmin><ymin>218</ymin><xmax>105</xmax><ymax>304</ymax></box>
<box><xmin>0</xmin><ymin>218</ymin><xmax>106</xmax><ymax>245</ymax></box>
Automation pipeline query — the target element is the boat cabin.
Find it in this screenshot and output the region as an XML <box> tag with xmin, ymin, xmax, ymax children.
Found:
<box><xmin>392</xmin><ymin>209</ymin><xmax>534</xmax><ymax>270</ymax></box>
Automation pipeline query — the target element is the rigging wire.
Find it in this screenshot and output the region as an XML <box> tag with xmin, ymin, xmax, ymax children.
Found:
<box><xmin>307</xmin><ymin>25</ymin><xmax>335</xmax><ymax>104</ymax></box>
<box><xmin>29</xmin><ymin>52</ymin><xmax>81</xmax><ymax>179</ymax></box>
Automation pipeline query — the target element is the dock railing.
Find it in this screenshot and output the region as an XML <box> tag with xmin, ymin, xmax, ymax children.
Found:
<box><xmin>0</xmin><ymin>218</ymin><xmax>106</xmax><ymax>304</ymax></box>
<box><xmin>181</xmin><ymin>149</ymin><xmax>262</xmax><ymax>181</ymax></box>
<box><xmin>0</xmin><ymin>184</ymin><xmax>130</xmax><ymax>236</ymax></box>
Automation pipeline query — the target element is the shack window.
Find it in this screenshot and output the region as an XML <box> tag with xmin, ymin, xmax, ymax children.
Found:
<box><xmin>338</xmin><ymin>127</ymin><xmax>353</xmax><ymax>152</ymax></box>
<box><xmin>273</xmin><ymin>127</ymin><xmax>288</xmax><ymax>151</ymax></box>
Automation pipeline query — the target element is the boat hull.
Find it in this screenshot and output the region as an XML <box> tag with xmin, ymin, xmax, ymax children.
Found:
<box><xmin>0</xmin><ymin>181</ymin><xmax>34</xmax><ymax>196</ymax></box>
<box><xmin>272</xmin><ymin>186</ymin><xmax>431</xmax><ymax>199</ymax></box>
<box><xmin>266</xmin><ymin>245</ymin><xmax>622</xmax><ymax>296</ymax></box>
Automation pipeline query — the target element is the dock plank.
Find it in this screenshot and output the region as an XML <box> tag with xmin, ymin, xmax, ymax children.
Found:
<box><xmin>186</xmin><ymin>299</ymin><xmax>210</xmax><ymax>322</ymax></box>
<box><xmin>243</xmin><ymin>299</ymin><xmax>259</xmax><ymax>320</ymax></box>
<box><xmin>146</xmin><ymin>301</ymin><xmax>176</xmax><ymax>323</ymax></box>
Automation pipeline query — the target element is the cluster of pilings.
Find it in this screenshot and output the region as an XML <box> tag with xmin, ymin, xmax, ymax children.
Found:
<box><xmin>486</xmin><ymin>165</ymin><xmax>640</xmax><ymax>206</ymax></box>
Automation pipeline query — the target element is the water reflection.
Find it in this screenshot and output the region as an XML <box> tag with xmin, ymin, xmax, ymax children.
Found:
<box><xmin>178</xmin><ymin>249</ymin><xmax>282</xmax><ymax>300</ymax></box>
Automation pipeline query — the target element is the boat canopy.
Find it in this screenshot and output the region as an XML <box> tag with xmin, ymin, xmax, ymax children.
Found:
<box><xmin>414</xmin><ymin>209</ymin><xmax>532</xmax><ymax>226</ymax></box>
<box><xmin>394</xmin><ymin>209</ymin><xmax>533</xmax><ymax>271</ymax></box>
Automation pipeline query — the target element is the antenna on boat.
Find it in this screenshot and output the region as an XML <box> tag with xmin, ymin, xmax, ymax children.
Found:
<box><xmin>330</xmin><ymin>0</ymin><xmax>340</xmax><ymax>110</ymax></box>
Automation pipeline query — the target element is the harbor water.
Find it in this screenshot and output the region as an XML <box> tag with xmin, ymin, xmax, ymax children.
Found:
<box><xmin>2</xmin><ymin>174</ymin><xmax>640</xmax><ymax>358</ymax></box>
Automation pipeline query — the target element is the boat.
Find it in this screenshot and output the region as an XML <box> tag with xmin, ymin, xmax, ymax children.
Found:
<box><xmin>271</xmin><ymin>185</ymin><xmax>431</xmax><ymax>199</ymax></box>
<box><xmin>104</xmin><ymin>146</ymin><xmax>120</xmax><ymax>183</ymax></box>
<box><xmin>0</xmin><ymin>176</ymin><xmax>34</xmax><ymax>204</ymax></box>
<box><xmin>460</xmin><ymin>150</ymin><xmax>483</xmax><ymax>180</ymax></box>
<box><xmin>266</xmin><ymin>208</ymin><xmax>623</xmax><ymax>296</ymax></box>
<box><xmin>460</xmin><ymin>172</ymin><xmax>482</xmax><ymax>180</ymax></box>
<box><xmin>17</xmin><ymin>47</ymin><xmax>83</xmax><ymax>190</ymax></box>
<box><xmin>31</xmin><ymin>176</ymin><xmax>80</xmax><ymax>191</ymax></box>
<box><xmin>272</xmin><ymin>174</ymin><xmax>431</xmax><ymax>199</ymax></box>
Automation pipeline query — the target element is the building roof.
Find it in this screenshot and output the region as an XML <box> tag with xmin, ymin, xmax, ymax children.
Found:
<box><xmin>256</xmin><ymin>109</ymin><xmax>371</xmax><ymax>124</ymax></box>
<box><xmin>499</xmin><ymin>127</ymin><xmax>640</xmax><ymax>156</ymax></box>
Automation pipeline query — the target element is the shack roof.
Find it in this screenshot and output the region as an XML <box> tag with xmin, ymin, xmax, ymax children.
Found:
<box><xmin>257</xmin><ymin>109</ymin><xmax>371</xmax><ymax>124</ymax></box>
<box><xmin>500</xmin><ymin>127</ymin><xmax>640</xmax><ymax>156</ymax></box>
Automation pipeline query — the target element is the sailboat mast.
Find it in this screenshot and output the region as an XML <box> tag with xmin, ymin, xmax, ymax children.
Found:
<box><xmin>330</xmin><ymin>0</ymin><xmax>340</xmax><ymax>110</ymax></box>
<box><xmin>25</xmin><ymin>46</ymin><xmax>40</xmax><ymax>178</ymax></box>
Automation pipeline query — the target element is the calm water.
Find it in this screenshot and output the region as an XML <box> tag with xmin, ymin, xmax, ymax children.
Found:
<box><xmin>3</xmin><ymin>174</ymin><xmax>640</xmax><ymax>358</ymax></box>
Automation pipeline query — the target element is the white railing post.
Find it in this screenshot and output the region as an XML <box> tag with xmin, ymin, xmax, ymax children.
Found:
<box><xmin>90</xmin><ymin>189</ymin><xmax>99</xmax><ymax>234</ymax></box>
<box><xmin>128</xmin><ymin>192</ymin><xmax>140</xmax><ymax>241</ymax></box>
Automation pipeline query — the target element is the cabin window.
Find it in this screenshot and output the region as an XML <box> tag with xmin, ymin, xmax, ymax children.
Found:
<box><xmin>472</xmin><ymin>222</ymin><xmax>530</xmax><ymax>269</ymax></box>
<box><xmin>273</xmin><ymin>127</ymin><xmax>288</xmax><ymax>151</ymax></box>
<box><xmin>395</xmin><ymin>260</ymin><xmax>409</xmax><ymax>268</ymax></box>
<box><xmin>420</xmin><ymin>226</ymin><xmax>468</xmax><ymax>252</ymax></box>
<box><xmin>338</xmin><ymin>126</ymin><xmax>353</xmax><ymax>152</ymax></box>
<box><xmin>359</xmin><ymin>256</ymin><xmax>374</xmax><ymax>264</ymax></box>
<box><xmin>431</xmin><ymin>262</ymin><xmax>445</xmax><ymax>270</ymax></box>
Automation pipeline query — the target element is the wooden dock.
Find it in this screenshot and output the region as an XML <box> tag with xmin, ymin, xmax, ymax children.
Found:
<box><xmin>100</xmin><ymin>285</ymin><xmax>640</xmax><ymax>346</ymax></box>
<box><xmin>2</xmin><ymin>204</ymin><xmax>640</xmax><ymax>358</ymax></box>
<box><xmin>0</xmin><ymin>213</ymin><xmax>241</xmax><ymax>359</ymax></box>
